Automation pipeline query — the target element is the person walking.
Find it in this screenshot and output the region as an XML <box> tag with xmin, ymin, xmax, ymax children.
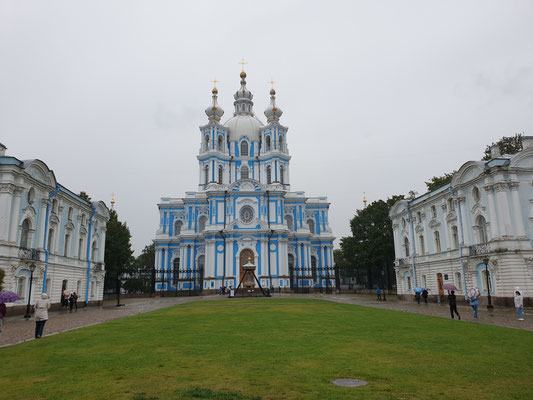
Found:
<box><xmin>376</xmin><ymin>287</ymin><xmax>382</xmax><ymax>301</ymax></box>
<box><xmin>422</xmin><ymin>289</ymin><xmax>428</xmax><ymax>304</ymax></box>
<box><xmin>468</xmin><ymin>289</ymin><xmax>479</xmax><ymax>319</ymax></box>
<box><xmin>69</xmin><ymin>292</ymin><xmax>78</xmax><ymax>312</ymax></box>
<box><xmin>415</xmin><ymin>291</ymin><xmax>421</xmax><ymax>304</ymax></box>
<box><xmin>514</xmin><ymin>288</ymin><xmax>524</xmax><ymax>321</ymax></box>
<box><xmin>0</xmin><ymin>302</ymin><xmax>6</xmax><ymax>336</ymax></box>
<box><xmin>34</xmin><ymin>293</ymin><xmax>51</xmax><ymax>338</ymax></box>
<box><xmin>448</xmin><ymin>291</ymin><xmax>461</xmax><ymax>319</ymax></box>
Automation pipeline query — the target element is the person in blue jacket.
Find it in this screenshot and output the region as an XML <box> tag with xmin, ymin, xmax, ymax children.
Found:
<box><xmin>376</xmin><ymin>287</ymin><xmax>382</xmax><ymax>301</ymax></box>
<box><xmin>468</xmin><ymin>289</ymin><xmax>479</xmax><ymax>319</ymax></box>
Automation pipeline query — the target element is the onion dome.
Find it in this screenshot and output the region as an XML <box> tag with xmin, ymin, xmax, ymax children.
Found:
<box><xmin>233</xmin><ymin>71</ymin><xmax>254</xmax><ymax>116</ymax></box>
<box><xmin>264</xmin><ymin>88</ymin><xmax>283</xmax><ymax>123</ymax></box>
<box><xmin>205</xmin><ymin>87</ymin><xmax>224</xmax><ymax>122</ymax></box>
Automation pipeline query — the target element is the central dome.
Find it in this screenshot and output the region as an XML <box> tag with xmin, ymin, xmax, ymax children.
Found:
<box><xmin>224</xmin><ymin>114</ymin><xmax>264</xmax><ymax>142</ymax></box>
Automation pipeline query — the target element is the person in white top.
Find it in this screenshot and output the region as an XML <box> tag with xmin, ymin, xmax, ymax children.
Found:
<box><xmin>514</xmin><ymin>288</ymin><xmax>524</xmax><ymax>321</ymax></box>
<box><xmin>34</xmin><ymin>293</ymin><xmax>51</xmax><ymax>338</ymax></box>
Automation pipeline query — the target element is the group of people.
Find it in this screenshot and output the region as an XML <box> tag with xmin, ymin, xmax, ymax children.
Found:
<box><xmin>376</xmin><ymin>287</ymin><xmax>387</xmax><ymax>301</ymax></box>
<box><xmin>61</xmin><ymin>289</ymin><xmax>78</xmax><ymax>312</ymax></box>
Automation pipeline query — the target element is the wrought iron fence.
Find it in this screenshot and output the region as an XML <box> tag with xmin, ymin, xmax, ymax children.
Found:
<box><xmin>469</xmin><ymin>243</ymin><xmax>489</xmax><ymax>256</ymax></box>
<box><xmin>19</xmin><ymin>247</ymin><xmax>40</xmax><ymax>261</ymax></box>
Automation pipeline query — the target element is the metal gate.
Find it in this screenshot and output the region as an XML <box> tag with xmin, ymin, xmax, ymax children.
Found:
<box><xmin>155</xmin><ymin>267</ymin><xmax>204</xmax><ymax>297</ymax></box>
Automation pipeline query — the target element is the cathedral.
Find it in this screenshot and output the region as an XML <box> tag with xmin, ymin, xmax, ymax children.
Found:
<box><xmin>154</xmin><ymin>69</ymin><xmax>335</xmax><ymax>293</ymax></box>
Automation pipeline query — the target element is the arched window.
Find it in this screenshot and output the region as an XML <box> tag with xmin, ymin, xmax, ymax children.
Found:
<box><xmin>418</xmin><ymin>235</ymin><xmax>425</xmax><ymax>255</ymax></box>
<box><xmin>217</xmin><ymin>135</ymin><xmax>224</xmax><ymax>151</ymax></box>
<box><xmin>204</xmin><ymin>135</ymin><xmax>210</xmax><ymax>151</ymax></box>
<box><xmin>173</xmin><ymin>258</ymin><xmax>180</xmax><ymax>285</ymax></box>
<box><xmin>308</xmin><ymin>219</ymin><xmax>315</xmax><ymax>234</ymax></box>
<box><xmin>64</xmin><ymin>233</ymin><xmax>70</xmax><ymax>257</ymax></box>
<box><xmin>451</xmin><ymin>226</ymin><xmax>459</xmax><ymax>249</ymax></box>
<box><xmin>476</xmin><ymin>215</ymin><xmax>488</xmax><ymax>244</ymax></box>
<box><xmin>91</xmin><ymin>241</ymin><xmax>97</xmax><ymax>261</ymax></box>
<box><xmin>266</xmin><ymin>166</ymin><xmax>272</xmax><ymax>184</ymax></box>
<box><xmin>404</xmin><ymin>237</ymin><xmax>410</xmax><ymax>257</ymax></box>
<box><xmin>81</xmin><ymin>214</ymin><xmax>86</xmax><ymax>225</ymax></box>
<box><xmin>78</xmin><ymin>238</ymin><xmax>83</xmax><ymax>259</ymax></box>
<box><xmin>198</xmin><ymin>216</ymin><xmax>207</xmax><ymax>232</ymax></box>
<box><xmin>241</xmin><ymin>166</ymin><xmax>249</xmax><ymax>180</ymax></box>
<box><xmin>47</xmin><ymin>228</ymin><xmax>54</xmax><ymax>252</ymax></box>
<box><xmin>434</xmin><ymin>231</ymin><xmax>441</xmax><ymax>253</ymax></box>
<box><xmin>240</xmin><ymin>141</ymin><xmax>249</xmax><ymax>156</ymax></box>
<box><xmin>311</xmin><ymin>255</ymin><xmax>317</xmax><ymax>282</ymax></box>
<box><xmin>280</xmin><ymin>165</ymin><xmax>284</xmax><ymax>184</ymax></box>
<box><xmin>473</xmin><ymin>186</ymin><xmax>480</xmax><ymax>203</ymax></box>
<box><xmin>68</xmin><ymin>207</ymin><xmax>73</xmax><ymax>221</ymax></box>
<box><xmin>265</xmin><ymin>136</ymin><xmax>271</xmax><ymax>152</ymax></box>
<box><xmin>218</xmin><ymin>165</ymin><xmax>223</xmax><ymax>184</ymax></box>
<box><xmin>20</xmin><ymin>219</ymin><xmax>30</xmax><ymax>248</ymax></box>
<box><xmin>279</xmin><ymin>136</ymin><xmax>283</xmax><ymax>151</ymax></box>
<box><xmin>447</xmin><ymin>198</ymin><xmax>455</xmax><ymax>212</ymax></box>
<box><xmin>174</xmin><ymin>220</ymin><xmax>183</xmax><ymax>236</ymax></box>
<box><xmin>286</xmin><ymin>215</ymin><xmax>294</xmax><ymax>232</ymax></box>
<box><xmin>431</xmin><ymin>205</ymin><xmax>437</xmax><ymax>218</ymax></box>
<box><xmin>204</xmin><ymin>165</ymin><xmax>209</xmax><ymax>185</ymax></box>
<box><xmin>16</xmin><ymin>276</ymin><xmax>27</xmax><ymax>298</ymax></box>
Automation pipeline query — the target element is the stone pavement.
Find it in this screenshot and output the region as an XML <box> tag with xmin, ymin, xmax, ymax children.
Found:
<box><xmin>1</xmin><ymin>294</ymin><xmax>531</xmax><ymax>348</ymax></box>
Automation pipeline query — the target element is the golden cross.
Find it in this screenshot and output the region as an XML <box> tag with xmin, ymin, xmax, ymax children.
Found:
<box><xmin>211</xmin><ymin>78</ymin><xmax>220</xmax><ymax>88</ymax></box>
<box><xmin>238</xmin><ymin>58</ymin><xmax>248</xmax><ymax>71</ymax></box>
<box><xmin>268</xmin><ymin>80</ymin><xmax>276</xmax><ymax>89</ymax></box>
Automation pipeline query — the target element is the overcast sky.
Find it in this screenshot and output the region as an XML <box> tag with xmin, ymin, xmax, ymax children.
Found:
<box><xmin>1</xmin><ymin>1</ymin><xmax>532</xmax><ymax>254</ymax></box>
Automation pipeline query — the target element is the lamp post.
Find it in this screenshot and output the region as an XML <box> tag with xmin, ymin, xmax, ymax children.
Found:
<box><xmin>24</xmin><ymin>263</ymin><xmax>37</xmax><ymax>319</ymax></box>
<box><xmin>483</xmin><ymin>257</ymin><xmax>494</xmax><ymax>309</ymax></box>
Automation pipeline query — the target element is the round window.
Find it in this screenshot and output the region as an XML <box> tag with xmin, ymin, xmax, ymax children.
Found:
<box><xmin>240</xmin><ymin>206</ymin><xmax>254</xmax><ymax>224</ymax></box>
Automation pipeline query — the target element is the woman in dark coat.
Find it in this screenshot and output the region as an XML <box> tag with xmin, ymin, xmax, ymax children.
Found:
<box><xmin>448</xmin><ymin>290</ymin><xmax>461</xmax><ymax>319</ymax></box>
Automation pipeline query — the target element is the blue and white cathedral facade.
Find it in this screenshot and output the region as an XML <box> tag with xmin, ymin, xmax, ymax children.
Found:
<box><xmin>154</xmin><ymin>70</ymin><xmax>335</xmax><ymax>292</ymax></box>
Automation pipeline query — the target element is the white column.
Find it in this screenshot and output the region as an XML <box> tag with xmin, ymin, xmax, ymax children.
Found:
<box><xmin>0</xmin><ymin>184</ymin><xmax>14</xmax><ymax>241</ymax></box>
<box><xmin>509</xmin><ymin>181</ymin><xmax>526</xmax><ymax>237</ymax></box>
<box><xmin>494</xmin><ymin>182</ymin><xmax>512</xmax><ymax>237</ymax></box>
<box><xmin>485</xmin><ymin>185</ymin><xmax>499</xmax><ymax>240</ymax></box>
<box><xmin>9</xmin><ymin>187</ymin><xmax>23</xmax><ymax>243</ymax></box>
<box><xmin>99</xmin><ymin>227</ymin><xmax>107</xmax><ymax>262</ymax></box>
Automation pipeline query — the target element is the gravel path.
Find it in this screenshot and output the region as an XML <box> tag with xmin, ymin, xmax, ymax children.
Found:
<box><xmin>1</xmin><ymin>294</ymin><xmax>530</xmax><ymax>348</ymax></box>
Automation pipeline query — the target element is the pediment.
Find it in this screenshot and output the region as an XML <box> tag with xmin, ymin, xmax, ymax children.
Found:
<box><xmin>446</xmin><ymin>211</ymin><xmax>457</xmax><ymax>223</ymax></box>
<box><xmin>65</xmin><ymin>221</ymin><xmax>75</xmax><ymax>231</ymax></box>
<box><xmin>415</xmin><ymin>224</ymin><xmax>424</xmax><ymax>233</ymax></box>
<box><xmin>229</xmin><ymin>179</ymin><xmax>264</xmax><ymax>192</ymax></box>
<box><xmin>429</xmin><ymin>219</ymin><xmax>440</xmax><ymax>228</ymax></box>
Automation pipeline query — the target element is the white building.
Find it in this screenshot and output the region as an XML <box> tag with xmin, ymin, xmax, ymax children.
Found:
<box><xmin>390</xmin><ymin>138</ymin><xmax>533</xmax><ymax>306</ymax></box>
<box><xmin>154</xmin><ymin>70</ymin><xmax>335</xmax><ymax>293</ymax></box>
<box><xmin>0</xmin><ymin>143</ymin><xmax>109</xmax><ymax>312</ymax></box>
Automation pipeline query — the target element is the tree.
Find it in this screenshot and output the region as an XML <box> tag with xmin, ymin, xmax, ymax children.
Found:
<box><xmin>79</xmin><ymin>191</ymin><xmax>92</xmax><ymax>202</ymax></box>
<box><xmin>338</xmin><ymin>195</ymin><xmax>403</xmax><ymax>289</ymax></box>
<box><xmin>483</xmin><ymin>133</ymin><xmax>523</xmax><ymax>160</ymax></box>
<box><xmin>104</xmin><ymin>210</ymin><xmax>134</xmax><ymax>293</ymax></box>
<box><xmin>135</xmin><ymin>243</ymin><xmax>155</xmax><ymax>270</ymax></box>
<box><xmin>424</xmin><ymin>172</ymin><xmax>455</xmax><ymax>192</ymax></box>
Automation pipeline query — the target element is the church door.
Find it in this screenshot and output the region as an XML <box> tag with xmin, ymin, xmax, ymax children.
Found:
<box><xmin>239</xmin><ymin>249</ymin><xmax>254</xmax><ymax>288</ymax></box>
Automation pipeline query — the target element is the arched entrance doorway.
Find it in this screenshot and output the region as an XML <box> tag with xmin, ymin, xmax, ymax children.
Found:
<box><xmin>239</xmin><ymin>249</ymin><xmax>254</xmax><ymax>288</ymax></box>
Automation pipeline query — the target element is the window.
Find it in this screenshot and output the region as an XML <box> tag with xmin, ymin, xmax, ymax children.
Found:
<box><xmin>451</xmin><ymin>226</ymin><xmax>459</xmax><ymax>249</ymax></box>
<box><xmin>434</xmin><ymin>231</ymin><xmax>441</xmax><ymax>253</ymax></box>
<box><xmin>68</xmin><ymin>207</ymin><xmax>73</xmax><ymax>221</ymax></box>
<box><xmin>173</xmin><ymin>258</ymin><xmax>180</xmax><ymax>285</ymax></box>
<box><xmin>311</xmin><ymin>256</ymin><xmax>317</xmax><ymax>283</ymax></box>
<box><xmin>448</xmin><ymin>198</ymin><xmax>455</xmax><ymax>212</ymax></box>
<box><xmin>473</xmin><ymin>186</ymin><xmax>480</xmax><ymax>203</ymax></box>
<box><xmin>81</xmin><ymin>214</ymin><xmax>86</xmax><ymax>225</ymax></box>
<box><xmin>419</xmin><ymin>235</ymin><xmax>425</xmax><ymax>255</ymax></box>
<box><xmin>240</xmin><ymin>141</ymin><xmax>249</xmax><ymax>156</ymax></box>
<box><xmin>431</xmin><ymin>205</ymin><xmax>437</xmax><ymax>218</ymax></box>
<box><xmin>217</xmin><ymin>135</ymin><xmax>224</xmax><ymax>151</ymax></box>
<box><xmin>174</xmin><ymin>220</ymin><xmax>183</xmax><ymax>236</ymax></box>
<box><xmin>308</xmin><ymin>219</ymin><xmax>315</xmax><ymax>234</ymax></box>
<box><xmin>204</xmin><ymin>135</ymin><xmax>210</xmax><ymax>151</ymax></box>
<box><xmin>404</xmin><ymin>237</ymin><xmax>410</xmax><ymax>257</ymax></box>
<box><xmin>417</xmin><ymin>212</ymin><xmax>421</xmax><ymax>224</ymax></box>
<box><xmin>279</xmin><ymin>136</ymin><xmax>283</xmax><ymax>151</ymax></box>
<box><xmin>90</xmin><ymin>280</ymin><xmax>95</xmax><ymax>297</ymax></box>
<box><xmin>47</xmin><ymin>228</ymin><xmax>54</xmax><ymax>252</ymax></box>
<box><xmin>406</xmin><ymin>276</ymin><xmax>411</xmax><ymax>292</ymax></box>
<box><xmin>280</xmin><ymin>166</ymin><xmax>284</xmax><ymax>184</ymax></box>
<box><xmin>204</xmin><ymin>165</ymin><xmax>209</xmax><ymax>184</ymax></box>
<box><xmin>286</xmin><ymin>215</ymin><xmax>294</xmax><ymax>232</ymax></box>
<box><xmin>91</xmin><ymin>241</ymin><xmax>97</xmax><ymax>261</ymax></box>
<box><xmin>455</xmin><ymin>272</ymin><xmax>462</xmax><ymax>290</ymax></box>
<box><xmin>218</xmin><ymin>165</ymin><xmax>223</xmax><ymax>184</ymax></box>
<box><xmin>241</xmin><ymin>166</ymin><xmax>249</xmax><ymax>180</ymax></box>
<box><xmin>16</xmin><ymin>276</ymin><xmax>27</xmax><ymax>298</ymax></box>
<box><xmin>20</xmin><ymin>219</ymin><xmax>30</xmax><ymax>248</ymax></box>
<box><xmin>78</xmin><ymin>238</ymin><xmax>83</xmax><ymax>259</ymax></box>
<box><xmin>52</xmin><ymin>199</ymin><xmax>58</xmax><ymax>214</ymax></box>
<box><xmin>265</xmin><ymin>136</ymin><xmax>271</xmax><ymax>152</ymax></box>
<box><xmin>46</xmin><ymin>279</ymin><xmax>52</xmax><ymax>296</ymax></box>
<box><xmin>266</xmin><ymin>166</ymin><xmax>272</xmax><ymax>184</ymax></box>
<box><xmin>198</xmin><ymin>216</ymin><xmax>207</xmax><ymax>232</ymax></box>
<box><xmin>77</xmin><ymin>280</ymin><xmax>82</xmax><ymax>295</ymax></box>
<box><xmin>64</xmin><ymin>234</ymin><xmax>71</xmax><ymax>257</ymax></box>
<box><xmin>422</xmin><ymin>275</ymin><xmax>427</xmax><ymax>288</ymax></box>
<box><xmin>476</xmin><ymin>215</ymin><xmax>488</xmax><ymax>244</ymax></box>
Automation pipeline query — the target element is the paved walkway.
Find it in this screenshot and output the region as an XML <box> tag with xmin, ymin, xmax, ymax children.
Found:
<box><xmin>1</xmin><ymin>294</ymin><xmax>531</xmax><ymax>348</ymax></box>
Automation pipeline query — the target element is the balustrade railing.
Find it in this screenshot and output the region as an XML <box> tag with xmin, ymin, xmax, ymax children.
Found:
<box><xmin>18</xmin><ymin>247</ymin><xmax>40</xmax><ymax>261</ymax></box>
<box><xmin>469</xmin><ymin>243</ymin><xmax>489</xmax><ymax>256</ymax></box>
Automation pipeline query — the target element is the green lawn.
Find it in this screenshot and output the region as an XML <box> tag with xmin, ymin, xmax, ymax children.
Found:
<box><xmin>1</xmin><ymin>299</ymin><xmax>532</xmax><ymax>400</ymax></box>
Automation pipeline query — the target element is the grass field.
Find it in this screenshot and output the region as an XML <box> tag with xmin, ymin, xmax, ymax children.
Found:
<box><xmin>1</xmin><ymin>298</ymin><xmax>532</xmax><ymax>400</ymax></box>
